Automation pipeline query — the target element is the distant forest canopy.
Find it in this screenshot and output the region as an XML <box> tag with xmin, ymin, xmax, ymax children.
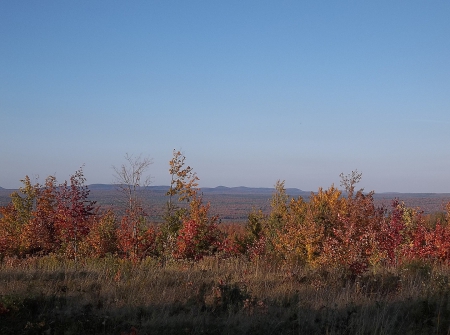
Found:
<box><xmin>1</xmin><ymin>184</ymin><xmax>449</xmax><ymax>220</ymax></box>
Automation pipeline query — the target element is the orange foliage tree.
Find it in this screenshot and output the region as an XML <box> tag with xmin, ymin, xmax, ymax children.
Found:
<box><xmin>21</xmin><ymin>176</ymin><xmax>59</xmax><ymax>255</ymax></box>
<box><xmin>0</xmin><ymin>176</ymin><xmax>39</xmax><ymax>257</ymax></box>
<box><xmin>82</xmin><ymin>209</ymin><xmax>118</xmax><ymax>258</ymax></box>
<box><xmin>172</xmin><ymin>171</ymin><xmax>224</xmax><ymax>260</ymax></box>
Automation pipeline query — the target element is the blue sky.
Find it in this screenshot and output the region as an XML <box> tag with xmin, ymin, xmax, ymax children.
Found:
<box><xmin>1</xmin><ymin>1</ymin><xmax>449</xmax><ymax>192</ymax></box>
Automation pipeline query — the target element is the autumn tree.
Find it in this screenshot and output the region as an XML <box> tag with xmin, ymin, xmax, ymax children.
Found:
<box><xmin>173</xmin><ymin>186</ymin><xmax>224</xmax><ymax>260</ymax></box>
<box><xmin>0</xmin><ymin>203</ymin><xmax>21</xmax><ymax>257</ymax></box>
<box><xmin>294</xmin><ymin>186</ymin><xmax>342</xmax><ymax>266</ymax></box>
<box><xmin>54</xmin><ymin>167</ymin><xmax>97</xmax><ymax>261</ymax></box>
<box><xmin>321</xmin><ymin>191</ymin><xmax>382</xmax><ymax>275</ymax></box>
<box><xmin>267</xmin><ymin>181</ymin><xmax>289</xmax><ymax>234</ymax></box>
<box><xmin>152</xmin><ymin>150</ymin><xmax>223</xmax><ymax>260</ymax></box>
<box><xmin>263</xmin><ymin>171</ymin><xmax>385</xmax><ymax>274</ymax></box>
<box><xmin>163</xmin><ymin>150</ymin><xmax>199</xmax><ymax>236</ymax></box>
<box><xmin>21</xmin><ymin>176</ymin><xmax>59</xmax><ymax>255</ymax></box>
<box><xmin>113</xmin><ymin>154</ymin><xmax>154</xmax><ymax>260</ymax></box>
<box><xmin>236</xmin><ymin>208</ymin><xmax>267</xmax><ymax>258</ymax></box>
<box><xmin>0</xmin><ymin>176</ymin><xmax>39</xmax><ymax>256</ymax></box>
<box><xmin>174</xmin><ymin>217</ymin><xmax>223</xmax><ymax>260</ymax></box>
<box><xmin>1</xmin><ymin>169</ymin><xmax>99</xmax><ymax>260</ymax></box>
<box><xmin>11</xmin><ymin>176</ymin><xmax>38</xmax><ymax>226</ymax></box>
<box><xmin>82</xmin><ymin>209</ymin><xmax>118</xmax><ymax>257</ymax></box>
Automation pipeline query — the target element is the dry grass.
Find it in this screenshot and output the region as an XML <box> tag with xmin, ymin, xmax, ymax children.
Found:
<box><xmin>1</xmin><ymin>256</ymin><xmax>450</xmax><ymax>334</ymax></box>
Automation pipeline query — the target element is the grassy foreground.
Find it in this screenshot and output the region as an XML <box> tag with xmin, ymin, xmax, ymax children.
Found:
<box><xmin>1</xmin><ymin>256</ymin><xmax>450</xmax><ymax>335</ymax></box>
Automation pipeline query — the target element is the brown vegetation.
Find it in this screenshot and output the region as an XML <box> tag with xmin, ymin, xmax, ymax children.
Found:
<box><xmin>1</xmin><ymin>255</ymin><xmax>450</xmax><ymax>334</ymax></box>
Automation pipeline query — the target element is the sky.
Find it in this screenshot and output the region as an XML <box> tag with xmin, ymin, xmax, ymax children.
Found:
<box><xmin>1</xmin><ymin>1</ymin><xmax>450</xmax><ymax>193</ymax></box>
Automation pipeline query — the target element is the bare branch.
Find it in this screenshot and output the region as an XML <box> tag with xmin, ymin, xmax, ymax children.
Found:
<box><xmin>339</xmin><ymin>170</ymin><xmax>363</xmax><ymax>198</ymax></box>
<box><xmin>112</xmin><ymin>153</ymin><xmax>153</xmax><ymax>213</ymax></box>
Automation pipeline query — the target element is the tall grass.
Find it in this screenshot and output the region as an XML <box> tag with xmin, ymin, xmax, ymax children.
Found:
<box><xmin>1</xmin><ymin>255</ymin><xmax>450</xmax><ymax>334</ymax></box>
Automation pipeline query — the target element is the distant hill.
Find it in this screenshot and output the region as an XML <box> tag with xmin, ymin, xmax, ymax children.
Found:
<box><xmin>88</xmin><ymin>184</ymin><xmax>117</xmax><ymax>190</ymax></box>
<box><xmin>88</xmin><ymin>184</ymin><xmax>308</xmax><ymax>196</ymax></box>
<box><xmin>89</xmin><ymin>184</ymin><xmax>168</xmax><ymax>191</ymax></box>
<box><xmin>200</xmin><ymin>186</ymin><xmax>309</xmax><ymax>196</ymax></box>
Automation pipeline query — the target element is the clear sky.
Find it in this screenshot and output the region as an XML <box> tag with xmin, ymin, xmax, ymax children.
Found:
<box><xmin>1</xmin><ymin>1</ymin><xmax>449</xmax><ymax>192</ymax></box>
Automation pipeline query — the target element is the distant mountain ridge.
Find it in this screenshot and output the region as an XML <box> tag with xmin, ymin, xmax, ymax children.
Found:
<box><xmin>201</xmin><ymin>186</ymin><xmax>308</xmax><ymax>195</ymax></box>
<box><xmin>87</xmin><ymin>184</ymin><xmax>308</xmax><ymax>195</ymax></box>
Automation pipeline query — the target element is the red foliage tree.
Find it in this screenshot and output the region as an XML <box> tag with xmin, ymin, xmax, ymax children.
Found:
<box><xmin>321</xmin><ymin>191</ymin><xmax>382</xmax><ymax>276</ymax></box>
<box><xmin>54</xmin><ymin>168</ymin><xmax>96</xmax><ymax>260</ymax></box>
<box><xmin>0</xmin><ymin>203</ymin><xmax>21</xmax><ymax>257</ymax></box>
<box><xmin>174</xmin><ymin>192</ymin><xmax>224</xmax><ymax>260</ymax></box>
<box><xmin>174</xmin><ymin>219</ymin><xmax>223</xmax><ymax>260</ymax></box>
<box><xmin>406</xmin><ymin>222</ymin><xmax>450</xmax><ymax>262</ymax></box>
<box><xmin>116</xmin><ymin>207</ymin><xmax>157</xmax><ymax>260</ymax></box>
<box><xmin>375</xmin><ymin>200</ymin><xmax>406</xmax><ymax>266</ymax></box>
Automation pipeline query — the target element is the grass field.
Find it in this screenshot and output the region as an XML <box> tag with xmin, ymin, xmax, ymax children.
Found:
<box><xmin>1</xmin><ymin>255</ymin><xmax>450</xmax><ymax>334</ymax></box>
